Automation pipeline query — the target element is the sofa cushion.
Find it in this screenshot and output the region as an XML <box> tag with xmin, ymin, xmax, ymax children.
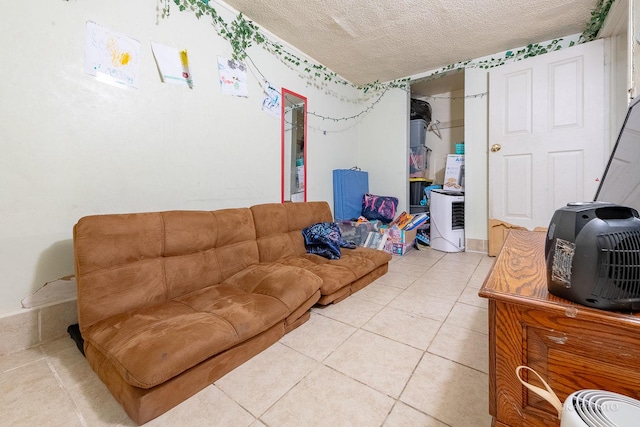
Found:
<box><xmin>346</xmin><ymin>246</ymin><xmax>394</xmax><ymax>267</ymax></box>
<box><xmin>223</xmin><ymin>263</ymin><xmax>323</xmax><ymax>312</ymax></box>
<box><xmin>175</xmin><ymin>284</ymin><xmax>290</xmax><ymax>340</ymax></box>
<box><xmin>251</xmin><ymin>202</ymin><xmax>333</xmax><ymax>262</ymax></box>
<box><xmin>84</xmin><ymin>285</ymin><xmax>290</xmax><ymax>389</ymax></box>
<box><xmin>74</xmin><ymin>214</ymin><xmax>167</xmax><ymax>331</ymax></box>
<box><xmin>162</xmin><ymin>209</ymin><xmax>260</xmax><ymax>298</ymax></box>
<box><xmin>251</xmin><ymin>201</ymin><xmax>392</xmax><ymax>296</ymax></box>
<box><xmin>274</xmin><ymin>247</ymin><xmax>390</xmax><ymax>296</ymax></box>
<box><xmin>74</xmin><ymin>208</ymin><xmax>261</xmax><ymax>332</ymax></box>
<box><xmin>274</xmin><ymin>256</ymin><xmax>357</xmax><ymax>295</ymax></box>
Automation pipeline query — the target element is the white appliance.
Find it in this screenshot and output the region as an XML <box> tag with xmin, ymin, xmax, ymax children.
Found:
<box><xmin>429</xmin><ymin>189</ymin><xmax>464</xmax><ymax>252</ymax></box>
<box><xmin>561</xmin><ymin>389</ymin><xmax>640</xmax><ymax>427</ymax></box>
<box><xmin>517</xmin><ymin>366</ymin><xmax>640</xmax><ymax>427</ymax></box>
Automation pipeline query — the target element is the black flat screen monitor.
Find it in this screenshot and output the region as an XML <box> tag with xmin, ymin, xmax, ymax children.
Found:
<box><xmin>594</xmin><ymin>96</ymin><xmax>640</xmax><ymax>211</ymax></box>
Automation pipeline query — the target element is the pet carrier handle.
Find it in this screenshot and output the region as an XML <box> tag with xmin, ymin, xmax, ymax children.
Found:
<box><xmin>515</xmin><ymin>366</ymin><xmax>563</xmax><ymax>419</ymax></box>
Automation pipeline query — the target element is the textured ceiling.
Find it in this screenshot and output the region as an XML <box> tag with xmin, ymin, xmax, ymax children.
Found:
<box><xmin>222</xmin><ymin>0</ymin><xmax>599</xmax><ymax>85</ymax></box>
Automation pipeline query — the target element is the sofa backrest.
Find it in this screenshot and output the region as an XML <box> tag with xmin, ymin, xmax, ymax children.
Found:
<box><xmin>251</xmin><ymin>201</ymin><xmax>333</xmax><ymax>262</ymax></box>
<box><xmin>73</xmin><ymin>208</ymin><xmax>258</xmax><ymax>332</ymax></box>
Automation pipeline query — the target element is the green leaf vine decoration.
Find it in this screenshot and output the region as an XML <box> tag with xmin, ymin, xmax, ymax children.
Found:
<box><xmin>159</xmin><ymin>0</ymin><xmax>613</xmax><ymax>92</ymax></box>
<box><xmin>159</xmin><ymin>0</ymin><xmax>409</xmax><ymax>93</ymax></box>
<box><xmin>162</xmin><ymin>0</ymin><xmax>264</xmax><ymax>63</ymax></box>
<box><xmin>579</xmin><ymin>0</ymin><xmax>615</xmax><ymax>43</ymax></box>
<box><xmin>420</xmin><ymin>0</ymin><xmax>614</xmax><ymax>76</ymax></box>
<box><xmin>474</xmin><ymin>38</ymin><xmax>571</xmax><ymax>70</ymax></box>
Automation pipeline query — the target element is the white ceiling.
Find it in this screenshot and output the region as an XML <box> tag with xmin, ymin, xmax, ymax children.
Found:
<box><xmin>223</xmin><ymin>0</ymin><xmax>599</xmax><ymax>86</ymax></box>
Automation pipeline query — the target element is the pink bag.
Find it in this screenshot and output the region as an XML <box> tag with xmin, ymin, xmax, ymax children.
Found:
<box><xmin>361</xmin><ymin>193</ymin><xmax>398</xmax><ymax>223</ymax></box>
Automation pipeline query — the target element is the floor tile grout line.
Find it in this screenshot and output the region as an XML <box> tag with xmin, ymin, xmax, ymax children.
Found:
<box><xmin>422</xmin><ymin>349</ymin><xmax>491</xmax><ymax>376</ymax></box>
<box><xmin>1</xmin><ymin>353</ymin><xmax>47</xmax><ymax>374</ymax></box>
<box><xmin>390</xmin><ymin>359</ymin><xmax>456</xmax><ymax>427</ymax></box>
<box><xmin>43</xmin><ymin>351</ymin><xmax>89</xmax><ymax>427</ymax></box>
<box><xmin>386</xmin><ymin>399</ymin><xmax>454</xmax><ymax>427</ymax></box>
<box><xmin>311</xmin><ymin>296</ymin><xmax>447</xmax><ymax>352</ymax></box>
<box><xmin>392</xmin><ymin>336</ymin><xmax>449</xmax><ymax>424</ymax></box>
<box><xmin>280</xmin><ymin>315</ymin><xmax>361</xmax><ymax>363</ymax></box>
<box><xmin>212</xmin><ymin>382</ymin><xmax>265</xmax><ymax>425</ymax></box>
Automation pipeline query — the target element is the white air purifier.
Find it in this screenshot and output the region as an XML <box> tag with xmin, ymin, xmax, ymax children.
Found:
<box><xmin>518</xmin><ymin>366</ymin><xmax>640</xmax><ymax>427</ymax></box>
<box><xmin>429</xmin><ymin>189</ymin><xmax>464</xmax><ymax>252</ymax></box>
<box><xmin>561</xmin><ymin>389</ymin><xmax>640</xmax><ymax>427</ymax></box>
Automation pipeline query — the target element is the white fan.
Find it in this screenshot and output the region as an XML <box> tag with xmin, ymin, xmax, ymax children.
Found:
<box><xmin>516</xmin><ymin>366</ymin><xmax>640</xmax><ymax>427</ymax></box>
<box><xmin>562</xmin><ymin>389</ymin><xmax>640</xmax><ymax>427</ymax></box>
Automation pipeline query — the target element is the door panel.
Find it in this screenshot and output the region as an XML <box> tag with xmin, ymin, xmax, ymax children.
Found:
<box><xmin>548</xmin><ymin>150</ymin><xmax>584</xmax><ymax>212</ymax></box>
<box><xmin>549</xmin><ymin>58</ymin><xmax>583</xmax><ymax>128</ymax></box>
<box><xmin>506</xmin><ymin>70</ymin><xmax>533</xmax><ymax>134</ymax></box>
<box><xmin>504</xmin><ymin>154</ymin><xmax>532</xmax><ymax>219</ymax></box>
<box><xmin>489</xmin><ymin>40</ymin><xmax>605</xmax><ymax>230</ymax></box>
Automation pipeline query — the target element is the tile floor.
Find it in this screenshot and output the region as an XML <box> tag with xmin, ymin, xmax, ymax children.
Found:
<box><xmin>0</xmin><ymin>247</ymin><xmax>494</xmax><ymax>426</ymax></box>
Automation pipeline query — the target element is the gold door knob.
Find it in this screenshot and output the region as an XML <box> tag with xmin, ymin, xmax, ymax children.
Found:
<box><xmin>491</xmin><ymin>144</ymin><xmax>502</xmax><ymax>152</ymax></box>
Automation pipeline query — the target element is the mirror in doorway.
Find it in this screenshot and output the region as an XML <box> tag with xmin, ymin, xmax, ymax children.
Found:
<box><xmin>281</xmin><ymin>89</ymin><xmax>307</xmax><ymax>202</ymax></box>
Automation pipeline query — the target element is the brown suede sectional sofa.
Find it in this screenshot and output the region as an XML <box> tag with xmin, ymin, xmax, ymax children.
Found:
<box><xmin>73</xmin><ymin>201</ymin><xmax>391</xmax><ymax>425</ymax></box>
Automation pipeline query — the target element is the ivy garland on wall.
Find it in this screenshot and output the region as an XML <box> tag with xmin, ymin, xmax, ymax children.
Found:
<box><xmin>160</xmin><ymin>0</ymin><xmax>614</xmax><ymax>94</ymax></box>
<box><xmin>159</xmin><ymin>0</ymin><xmax>390</xmax><ymax>93</ymax></box>
<box><xmin>416</xmin><ymin>0</ymin><xmax>614</xmax><ymax>89</ymax></box>
<box><xmin>580</xmin><ymin>0</ymin><xmax>615</xmax><ymax>43</ymax></box>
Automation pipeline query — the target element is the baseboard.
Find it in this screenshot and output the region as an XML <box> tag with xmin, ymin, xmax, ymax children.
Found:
<box><xmin>0</xmin><ymin>299</ymin><xmax>77</xmax><ymax>356</ymax></box>
<box><xmin>466</xmin><ymin>238</ymin><xmax>488</xmax><ymax>254</ymax></box>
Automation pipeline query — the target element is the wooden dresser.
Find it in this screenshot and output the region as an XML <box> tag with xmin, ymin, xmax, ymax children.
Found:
<box><xmin>479</xmin><ymin>230</ymin><xmax>640</xmax><ymax>427</ymax></box>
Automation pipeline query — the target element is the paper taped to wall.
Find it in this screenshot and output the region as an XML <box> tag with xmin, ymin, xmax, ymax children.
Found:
<box><xmin>151</xmin><ymin>42</ymin><xmax>194</xmax><ymax>88</ymax></box>
<box><xmin>84</xmin><ymin>21</ymin><xmax>141</xmax><ymax>89</ymax></box>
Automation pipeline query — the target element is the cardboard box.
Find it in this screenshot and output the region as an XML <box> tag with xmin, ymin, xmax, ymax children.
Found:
<box><xmin>383</xmin><ymin>227</ymin><xmax>417</xmax><ymax>255</ymax></box>
<box><xmin>488</xmin><ymin>219</ymin><xmax>547</xmax><ymax>256</ymax></box>
<box><xmin>391</xmin><ymin>242</ymin><xmax>414</xmax><ymax>255</ymax></box>
<box><xmin>488</xmin><ymin>219</ymin><xmax>526</xmax><ymax>256</ymax></box>
<box><xmin>443</xmin><ymin>154</ymin><xmax>464</xmax><ymax>192</ymax></box>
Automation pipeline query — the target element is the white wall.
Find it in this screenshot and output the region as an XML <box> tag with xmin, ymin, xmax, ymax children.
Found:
<box><xmin>425</xmin><ymin>89</ymin><xmax>465</xmax><ymax>183</ymax></box>
<box><xmin>358</xmin><ymin>88</ymin><xmax>410</xmax><ymax>212</ymax></box>
<box><xmin>464</xmin><ymin>68</ymin><xmax>490</xmax><ymax>244</ymax></box>
<box><xmin>0</xmin><ymin>0</ymin><xmax>361</xmax><ymax>316</ymax></box>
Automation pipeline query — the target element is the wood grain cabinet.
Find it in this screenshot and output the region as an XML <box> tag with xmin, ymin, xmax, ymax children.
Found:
<box><xmin>479</xmin><ymin>230</ymin><xmax>640</xmax><ymax>427</ymax></box>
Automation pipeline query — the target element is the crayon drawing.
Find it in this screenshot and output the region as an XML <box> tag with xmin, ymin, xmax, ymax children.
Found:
<box><xmin>151</xmin><ymin>42</ymin><xmax>193</xmax><ymax>88</ymax></box>
<box><xmin>262</xmin><ymin>82</ymin><xmax>281</xmax><ymax>117</ymax></box>
<box><xmin>84</xmin><ymin>21</ymin><xmax>141</xmax><ymax>89</ymax></box>
<box><xmin>217</xmin><ymin>57</ymin><xmax>248</xmax><ymax>97</ymax></box>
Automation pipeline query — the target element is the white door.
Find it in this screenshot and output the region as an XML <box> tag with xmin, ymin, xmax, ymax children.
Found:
<box><xmin>488</xmin><ymin>40</ymin><xmax>606</xmax><ymax>230</ymax></box>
